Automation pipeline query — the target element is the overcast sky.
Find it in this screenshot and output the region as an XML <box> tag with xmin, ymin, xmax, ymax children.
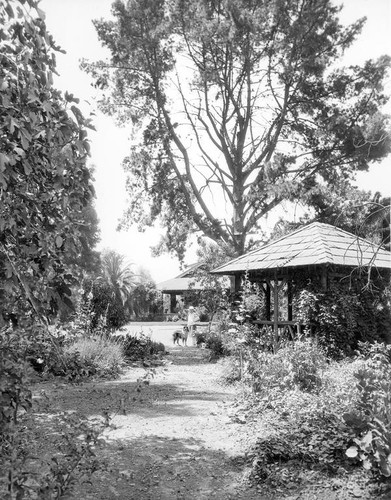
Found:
<box><xmin>39</xmin><ymin>0</ymin><xmax>391</xmax><ymax>282</ymax></box>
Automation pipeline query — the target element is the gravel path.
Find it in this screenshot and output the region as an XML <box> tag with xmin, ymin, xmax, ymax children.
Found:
<box><xmin>36</xmin><ymin>343</ymin><xmax>265</xmax><ymax>499</ymax></box>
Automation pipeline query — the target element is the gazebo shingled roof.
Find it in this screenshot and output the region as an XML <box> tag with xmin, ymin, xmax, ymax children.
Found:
<box><xmin>212</xmin><ymin>222</ymin><xmax>391</xmax><ymax>276</ymax></box>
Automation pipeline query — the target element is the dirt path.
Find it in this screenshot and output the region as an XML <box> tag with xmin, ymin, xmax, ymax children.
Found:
<box><xmin>35</xmin><ymin>346</ymin><xmax>265</xmax><ymax>500</ymax></box>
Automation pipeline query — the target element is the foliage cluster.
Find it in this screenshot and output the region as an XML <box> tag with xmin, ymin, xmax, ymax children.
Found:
<box><xmin>346</xmin><ymin>343</ymin><xmax>391</xmax><ymax>478</ymax></box>
<box><xmin>64</xmin><ymin>335</ymin><xmax>125</xmax><ymax>380</ymax></box>
<box><xmin>0</xmin><ymin>325</ymin><xmax>108</xmax><ymax>499</ymax></box>
<box><xmin>77</xmin><ymin>263</ymin><xmax>162</xmax><ymax>329</ymax></box>
<box><xmin>83</xmin><ymin>279</ymin><xmax>128</xmax><ymax>331</ymax></box>
<box><xmin>0</xmin><ymin>327</ymin><xmax>32</xmax><ymax>439</ymax></box>
<box><xmin>238</xmin><ymin>342</ymin><xmax>391</xmax><ymax>493</ymax></box>
<box><xmin>246</xmin><ymin>350</ymin><xmax>359</xmax><ymax>490</ymax></box>
<box><xmin>0</xmin><ymin>0</ymin><xmax>97</xmax><ymax>320</ymax></box>
<box><xmin>128</xmin><ymin>279</ymin><xmax>163</xmax><ymax>321</ymax></box>
<box><xmin>294</xmin><ymin>280</ymin><xmax>391</xmax><ymax>358</ymax></box>
<box><xmin>183</xmin><ymin>241</ymin><xmax>234</xmax><ymax>321</ymax></box>
<box><xmin>120</xmin><ymin>332</ymin><xmax>166</xmax><ymax>361</ymax></box>
<box><xmin>249</xmin><ymin>340</ymin><xmax>328</xmax><ymax>393</ymax></box>
<box><xmin>194</xmin><ymin>329</ymin><xmax>228</xmax><ymax>360</ymax></box>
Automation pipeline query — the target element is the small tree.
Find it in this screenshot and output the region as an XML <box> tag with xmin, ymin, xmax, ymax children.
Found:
<box><xmin>183</xmin><ymin>241</ymin><xmax>234</xmax><ymax>327</ymax></box>
<box><xmin>0</xmin><ymin>0</ymin><xmax>96</xmax><ymax>321</ymax></box>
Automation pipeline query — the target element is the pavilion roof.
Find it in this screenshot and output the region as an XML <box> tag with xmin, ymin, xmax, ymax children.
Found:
<box><xmin>157</xmin><ymin>262</ymin><xmax>206</xmax><ymax>293</ymax></box>
<box><xmin>212</xmin><ymin>222</ymin><xmax>391</xmax><ymax>275</ymax></box>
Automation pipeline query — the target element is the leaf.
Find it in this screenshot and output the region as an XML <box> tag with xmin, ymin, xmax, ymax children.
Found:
<box><xmin>0</xmin><ymin>152</ymin><xmax>9</xmax><ymax>171</ymax></box>
<box><xmin>346</xmin><ymin>446</ymin><xmax>358</xmax><ymax>458</ymax></box>
<box><xmin>36</xmin><ymin>7</ymin><xmax>46</xmax><ymax>20</ymax></box>
<box><xmin>5</xmin><ymin>261</ymin><xmax>14</xmax><ymax>279</ymax></box>
<box><xmin>362</xmin><ymin>458</ymin><xmax>372</xmax><ymax>470</ymax></box>
<box><xmin>359</xmin><ymin>431</ymin><xmax>374</xmax><ymax>453</ymax></box>
<box><xmin>5</xmin><ymin>2</ymin><xmax>14</xmax><ymax>18</ymax></box>
<box><xmin>71</xmin><ymin>105</ymin><xmax>84</xmax><ymax>125</ymax></box>
<box><xmin>55</xmin><ymin>235</ymin><xmax>64</xmax><ymax>248</ymax></box>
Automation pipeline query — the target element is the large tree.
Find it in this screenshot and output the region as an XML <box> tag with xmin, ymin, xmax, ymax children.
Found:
<box><xmin>0</xmin><ymin>0</ymin><xmax>96</xmax><ymax>320</ymax></box>
<box><xmin>84</xmin><ymin>0</ymin><xmax>390</xmax><ymax>258</ymax></box>
<box><xmin>270</xmin><ymin>184</ymin><xmax>390</xmax><ymax>251</ymax></box>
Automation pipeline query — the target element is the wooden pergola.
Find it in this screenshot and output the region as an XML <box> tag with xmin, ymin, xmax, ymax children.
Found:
<box><xmin>211</xmin><ymin>222</ymin><xmax>391</xmax><ymax>341</ymax></box>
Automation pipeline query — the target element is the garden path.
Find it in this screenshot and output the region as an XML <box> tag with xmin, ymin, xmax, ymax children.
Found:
<box><xmin>36</xmin><ymin>343</ymin><xmax>265</xmax><ymax>500</ymax></box>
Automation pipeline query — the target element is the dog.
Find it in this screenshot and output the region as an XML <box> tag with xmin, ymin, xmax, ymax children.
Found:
<box><xmin>173</xmin><ymin>325</ymin><xmax>189</xmax><ymax>346</ymax></box>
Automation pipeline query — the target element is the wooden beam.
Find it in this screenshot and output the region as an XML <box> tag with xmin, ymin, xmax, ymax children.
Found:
<box><xmin>230</xmin><ymin>275</ymin><xmax>242</xmax><ymax>294</ymax></box>
<box><xmin>170</xmin><ymin>294</ymin><xmax>177</xmax><ymax>313</ymax></box>
<box><xmin>321</xmin><ymin>267</ymin><xmax>328</xmax><ymax>290</ymax></box>
<box><xmin>287</xmin><ymin>281</ymin><xmax>293</xmax><ymax>321</ymax></box>
<box><xmin>273</xmin><ymin>273</ymin><xmax>279</xmax><ymax>348</ymax></box>
<box><xmin>265</xmin><ymin>283</ymin><xmax>271</xmax><ymax>321</ymax></box>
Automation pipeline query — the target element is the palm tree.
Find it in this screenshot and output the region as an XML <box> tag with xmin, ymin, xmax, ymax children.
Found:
<box><xmin>100</xmin><ymin>249</ymin><xmax>136</xmax><ymax>304</ymax></box>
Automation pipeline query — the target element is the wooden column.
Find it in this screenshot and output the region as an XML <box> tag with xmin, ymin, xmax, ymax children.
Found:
<box><xmin>273</xmin><ymin>276</ymin><xmax>279</xmax><ymax>345</ymax></box>
<box><xmin>321</xmin><ymin>267</ymin><xmax>328</xmax><ymax>290</ymax></box>
<box><xmin>287</xmin><ymin>281</ymin><xmax>293</xmax><ymax>321</ymax></box>
<box><xmin>265</xmin><ymin>282</ymin><xmax>271</xmax><ymax>321</ymax></box>
<box><xmin>230</xmin><ymin>274</ymin><xmax>242</xmax><ymax>294</ymax></box>
<box><xmin>170</xmin><ymin>294</ymin><xmax>177</xmax><ymax>313</ymax></box>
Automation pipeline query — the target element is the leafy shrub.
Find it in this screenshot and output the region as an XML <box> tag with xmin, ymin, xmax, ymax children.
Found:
<box><xmin>80</xmin><ymin>279</ymin><xmax>129</xmax><ymax>331</ymax></box>
<box><xmin>0</xmin><ymin>327</ymin><xmax>108</xmax><ymax>499</ymax></box>
<box><xmin>0</xmin><ymin>323</ymin><xmax>66</xmax><ymax>376</ymax></box>
<box><xmin>49</xmin><ymin>350</ymin><xmax>99</xmax><ymax>381</ymax></box>
<box><xmin>0</xmin><ymin>327</ymin><xmax>32</xmax><ymax>435</ymax></box>
<box><xmin>65</xmin><ymin>335</ymin><xmax>125</xmax><ymax>379</ymax></box>
<box><xmin>356</xmin><ymin>340</ymin><xmax>391</xmax><ymax>363</ymax></box>
<box><xmin>294</xmin><ymin>281</ymin><xmax>391</xmax><ymax>358</ymax></box>
<box><xmin>34</xmin><ymin>412</ymin><xmax>106</xmax><ymax>498</ymax></box>
<box><xmin>250</xmin><ymin>340</ymin><xmax>327</xmax><ymax>393</ymax></box>
<box><xmin>3</xmin><ymin>323</ymin><xmax>124</xmax><ymax>381</ymax></box>
<box><xmin>253</xmin><ymin>411</ymin><xmax>354</xmax><ymax>478</ymax></box>
<box><xmin>205</xmin><ymin>333</ymin><xmax>227</xmax><ymax>360</ymax></box>
<box><xmin>345</xmin><ymin>345</ymin><xmax>391</xmax><ymax>477</ymax></box>
<box><xmin>121</xmin><ymin>333</ymin><xmax>165</xmax><ymax>361</ymax></box>
<box><xmin>247</xmin><ymin>356</ymin><xmax>362</xmax><ymax>488</ymax></box>
<box><xmin>199</xmin><ymin>312</ymin><xmax>209</xmax><ymax>322</ymax></box>
<box><xmin>194</xmin><ymin>331</ymin><xmax>207</xmax><ymax>346</ymax></box>
<box><xmin>194</xmin><ymin>329</ymin><xmax>229</xmax><ymax>360</ymax></box>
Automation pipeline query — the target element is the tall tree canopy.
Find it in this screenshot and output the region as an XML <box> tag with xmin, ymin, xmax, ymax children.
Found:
<box><xmin>0</xmin><ymin>0</ymin><xmax>96</xmax><ymax>319</ymax></box>
<box><xmin>84</xmin><ymin>0</ymin><xmax>390</xmax><ymax>258</ymax></box>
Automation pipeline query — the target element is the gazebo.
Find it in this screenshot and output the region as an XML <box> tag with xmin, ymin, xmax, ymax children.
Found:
<box><xmin>157</xmin><ymin>263</ymin><xmax>207</xmax><ymax>318</ymax></box>
<box><xmin>211</xmin><ymin>222</ymin><xmax>391</xmax><ymax>339</ymax></box>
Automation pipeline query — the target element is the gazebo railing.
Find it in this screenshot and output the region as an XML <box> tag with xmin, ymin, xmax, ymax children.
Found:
<box><xmin>252</xmin><ymin>320</ymin><xmax>310</xmax><ymax>339</ymax></box>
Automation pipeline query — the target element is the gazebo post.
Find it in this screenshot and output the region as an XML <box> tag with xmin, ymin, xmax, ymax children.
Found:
<box><xmin>231</xmin><ymin>274</ymin><xmax>241</xmax><ymax>294</ymax></box>
<box><xmin>170</xmin><ymin>294</ymin><xmax>177</xmax><ymax>313</ymax></box>
<box><xmin>321</xmin><ymin>267</ymin><xmax>328</xmax><ymax>290</ymax></box>
<box><xmin>265</xmin><ymin>282</ymin><xmax>271</xmax><ymax>321</ymax></box>
<box><xmin>273</xmin><ymin>272</ymin><xmax>279</xmax><ymax>349</ymax></box>
<box><xmin>287</xmin><ymin>281</ymin><xmax>293</xmax><ymax>321</ymax></box>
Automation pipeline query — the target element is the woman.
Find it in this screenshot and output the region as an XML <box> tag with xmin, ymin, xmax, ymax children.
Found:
<box><xmin>187</xmin><ymin>306</ymin><xmax>198</xmax><ymax>345</ymax></box>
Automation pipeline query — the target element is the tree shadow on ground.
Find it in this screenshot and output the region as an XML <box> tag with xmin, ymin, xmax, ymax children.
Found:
<box><xmin>33</xmin><ymin>348</ymin><xmax>227</xmax><ymax>420</ymax></box>
<box><xmin>165</xmin><ymin>345</ymin><xmax>213</xmax><ymax>365</ymax></box>
<box><xmin>34</xmin><ymin>379</ymin><xmax>229</xmax><ymax>419</ymax></box>
<box><xmin>75</xmin><ymin>434</ymin><xmax>260</xmax><ymax>500</ymax></box>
